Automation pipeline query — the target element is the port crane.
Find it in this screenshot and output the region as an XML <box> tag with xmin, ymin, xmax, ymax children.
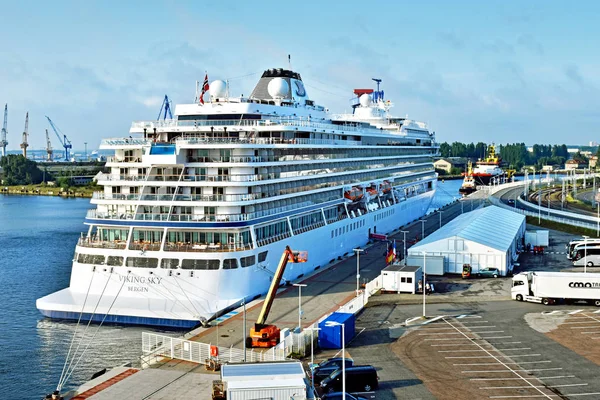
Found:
<box><xmin>45</xmin><ymin>129</ymin><xmax>53</xmax><ymax>161</ymax></box>
<box><xmin>246</xmin><ymin>246</ymin><xmax>308</xmax><ymax>348</ymax></box>
<box><xmin>45</xmin><ymin>116</ymin><xmax>72</xmax><ymax>161</ymax></box>
<box><xmin>157</xmin><ymin>95</ymin><xmax>173</xmax><ymax>121</ymax></box>
<box><xmin>0</xmin><ymin>104</ymin><xmax>7</xmax><ymax>157</ymax></box>
<box><xmin>20</xmin><ymin>112</ymin><xmax>29</xmax><ymax>158</ymax></box>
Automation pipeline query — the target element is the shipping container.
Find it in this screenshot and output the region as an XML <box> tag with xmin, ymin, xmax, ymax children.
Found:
<box><xmin>318</xmin><ymin>312</ymin><xmax>355</xmax><ymax>349</ymax></box>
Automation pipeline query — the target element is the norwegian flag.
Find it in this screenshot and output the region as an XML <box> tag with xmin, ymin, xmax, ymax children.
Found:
<box><xmin>200</xmin><ymin>73</ymin><xmax>209</xmax><ymax>104</ymax></box>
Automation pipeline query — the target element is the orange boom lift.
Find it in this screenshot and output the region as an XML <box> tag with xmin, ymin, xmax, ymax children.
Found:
<box><xmin>246</xmin><ymin>246</ymin><xmax>307</xmax><ymax>348</ymax></box>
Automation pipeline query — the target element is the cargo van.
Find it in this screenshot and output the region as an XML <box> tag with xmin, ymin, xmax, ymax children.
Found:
<box><xmin>319</xmin><ymin>365</ymin><xmax>379</xmax><ymax>393</ymax></box>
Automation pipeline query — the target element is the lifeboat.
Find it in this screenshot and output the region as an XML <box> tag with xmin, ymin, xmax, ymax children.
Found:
<box><xmin>366</xmin><ymin>185</ymin><xmax>378</xmax><ymax>196</ymax></box>
<box><xmin>381</xmin><ymin>180</ymin><xmax>392</xmax><ymax>194</ymax></box>
<box><xmin>344</xmin><ymin>187</ymin><xmax>364</xmax><ymax>202</ymax></box>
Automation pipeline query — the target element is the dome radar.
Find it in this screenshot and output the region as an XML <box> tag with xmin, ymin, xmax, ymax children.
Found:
<box><xmin>210</xmin><ymin>80</ymin><xmax>227</xmax><ymax>99</ymax></box>
<box><xmin>359</xmin><ymin>93</ymin><xmax>372</xmax><ymax>107</ymax></box>
<box><xmin>267</xmin><ymin>78</ymin><xmax>289</xmax><ymax>99</ymax></box>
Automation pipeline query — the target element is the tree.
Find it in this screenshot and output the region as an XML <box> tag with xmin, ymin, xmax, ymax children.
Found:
<box><xmin>0</xmin><ymin>155</ymin><xmax>44</xmax><ymax>185</ymax></box>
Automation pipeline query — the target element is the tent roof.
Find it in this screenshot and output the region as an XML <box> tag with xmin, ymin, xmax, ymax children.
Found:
<box><xmin>409</xmin><ymin>205</ymin><xmax>525</xmax><ymax>253</ymax></box>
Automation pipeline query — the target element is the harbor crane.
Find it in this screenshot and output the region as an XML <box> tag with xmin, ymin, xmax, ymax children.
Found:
<box><xmin>246</xmin><ymin>246</ymin><xmax>308</xmax><ymax>348</ymax></box>
<box><xmin>157</xmin><ymin>95</ymin><xmax>173</xmax><ymax>121</ymax></box>
<box><xmin>45</xmin><ymin>129</ymin><xmax>53</xmax><ymax>161</ymax></box>
<box><xmin>45</xmin><ymin>116</ymin><xmax>72</xmax><ymax>161</ymax></box>
<box><xmin>20</xmin><ymin>112</ymin><xmax>29</xmax><ymax>158</ymax></box>
<box><xmin>0</xmin><ymin>104</ymin><xmax>7</xmax><ymax>157</ymax></box>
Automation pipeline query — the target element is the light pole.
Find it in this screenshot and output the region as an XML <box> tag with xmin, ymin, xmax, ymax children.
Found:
<box><xmin>325</xmin><ymin>321</ymin><xmax>345</xmax><ymax>400</ymax></box>
<box><xmin>420</xmin><ymin>219</ymin><xmax>427</xmax><ymax>241</ymax></box>
<box><xmin>306</xmin><ymin>327</ymin><xmax>321</xmax><ymax>390</ymax></box>
<box><xmin>353</xmin><ymin>248</ymin><xmax>365</xmax><ymax>297</ymax></box>
<box><xmin>597</xmin><ymin>202</ymin><xmax>599</xmax><ymax>238</ymax></box>
<box><xmin>439</xmin><ymin>210</ymin><xmax>443</xmax><ymax>229</ymax></box>
<box><xmin>242</xmin><ymin>298</ymin><xmax>247</xmax><ymax>362</ymax></box>
<box><xmin>583</xmin><ymin>235</ymin><xmax>589</xmax><ymax>273</ymax></box>
<box><xmin>461</xmin><ymin>199</ymin><xmax>464</xmax><ymax>214</ymax></box>
<box><xmin>401</xmin><ymin>231</ymin><xmax>409</xmax><ymax>265</ymax></box>
<box><xmin>422</xmin><ymin>251</ymin><xmax>427</xmax><ymax>318</ymax></box>
<box><xmin>293</xmin><ymin>283</ymin><xmax>307</xmax><ymax>332</ymax></box>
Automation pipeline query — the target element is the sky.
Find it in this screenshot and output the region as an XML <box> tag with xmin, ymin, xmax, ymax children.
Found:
<box><xmin>1</xmin><ymin>0</ymin><xmax>599</xmax><ymax>152</ymax></box>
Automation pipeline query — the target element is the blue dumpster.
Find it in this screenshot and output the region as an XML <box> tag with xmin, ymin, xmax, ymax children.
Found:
<box><xmin>318</xmin><ymin>312</ymin><xmax>355</xmax><ymax>349</ymax></box>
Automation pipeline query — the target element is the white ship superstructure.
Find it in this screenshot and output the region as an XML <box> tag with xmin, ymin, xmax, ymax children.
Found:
<box><xmin>37</xmin><ymin>69</ymin><xmax>438</xmax><ymax>328</ymax></box>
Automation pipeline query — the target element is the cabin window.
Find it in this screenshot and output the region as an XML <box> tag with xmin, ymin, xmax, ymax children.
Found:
<box><xmin>107</xmin><ymin>256</ymin><xmax>124</xmax><ymax>266</ymax></box>
<box><xmin>223</xmin><ymin>259</ymin><xmax>238</xmax><ymax>269</ymax></box>
<box><xmin>240</xmin><ymin>255</ymin><xmax>256</xmax><ymax>268</ymax></box>
<box><xmin>126</xmin><ymin>257</ymin><xmax>159</xmax><ymax>268</ymax></box>
<box><xmin>258</xmin><ymin>251</ymin><xmax>268</xmax><ymax>262</ymax></box>
<box><xmin>77</xmin><ymin>254</ymin><xmax>106</xmax><ymax>265</ymax></box>
<box><xmin>161</xmin><ymin>258</ymin><xmax>180</xmax><ymax>269</ymax></box>
<box><xmin>181</xmin><ymin>259</ymin><xmax>220</xmax><ymax>270</ymax></box>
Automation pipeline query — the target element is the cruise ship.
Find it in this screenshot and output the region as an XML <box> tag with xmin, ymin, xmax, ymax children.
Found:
<box><xmin>37</xmin><ymin>69</ymin><xmax>438</xmax><ymax>328</ymax></box>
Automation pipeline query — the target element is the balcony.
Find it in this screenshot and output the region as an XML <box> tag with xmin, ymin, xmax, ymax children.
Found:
<box><xmin>164</xmin><ymin>242</ymin><xmax>253</xmax><ymax>253</ymax></box>
<box><xmin>106</xmin><ymin>156</ymin><xmax>143</xmax><ymax>163</ymax></box>
<box><xmin>92</xmin><ymin>192</ymin><xmax>140</xmax><ymax>201</ymax></box>
<box><xmin>96</xmin><ymin>173</ymin><xmax>146</xmax><ymax>182</ymax></box>
<box><xmin>77</xmin><ymin>237</ymin><xmax>127</xmax><ymax>250</ymax></box>
<box><xmin>86</xmin><ymin>209</ymin><xmax>135</xmax><ymax>220</ymax></box>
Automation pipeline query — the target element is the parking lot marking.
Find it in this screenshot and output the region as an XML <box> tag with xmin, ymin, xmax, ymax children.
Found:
<box><xmin>424</xmin><ymin>337</ymin><xmax>473</xmax><ymax>341</ymax></box>
<box><xmin>439</xmin><ymin>349</ymin><xmax>492</xmax><ymax>353</ymax></box>
<box><xmin>480</xmin><ymin>336</ymin><xmax>513</xmax><ymax>339</ymax></box>
<box><xmin>593</xmin><ymin>309</ymin><xmax>600</xmax><ymax>314</ymax></box>
<box><xmin>454</xmin><ymin>361</ymin><xmax>551</xmax><ymax>366</ymax></box>
<box><xmin>432</xmin><ymin>343</ymin><xmax>480</xmax><ymax>347</ymax></box>
<box><xmin>471</xmin><ymin>330</ymin><xmax>505</xmax><ymax>334</ymax></box>
<box><xmin>422</xmin><ymin>315</ymin><xmax>448</xmax><ymax>324</ymax></box>
<box><xmin>491</xmin><ymin>394</ymin><xmax>600</xmax><ymax>399</ymax></box>
<box><xmin>418</xmin><ymin>332</ymin><xmax>463</xmax><ymax>335</ymax></box>
<box><xmin>470</xmin><ymin>376</ymin><xmax>573</xmax><ymax>381</ymax></box>
<box><xmin>570</xmin><ymin>325</ymin><xmax>600</xmax><ymax>329</ymax></box>
<box><xmin>561</xmin><ymin>321</ymin><xmax>600</xmax><ymax>325</ymax></box>
<box><xmin>462</xmin><ymin>370</ymin><xmax>520</xmax><ymax>374</ymax></box>
<box><xmin>456</xmin><ymin>315</ymin><xmax>482</xmax><ymax>319</ymax></box>
<box><xmin>522</xmin><ymin>368</ymin><xmax>562</xmax><ymax>372</ymax></box>
<box><xmin>569</xmin><ymin>309</ymin><xmax>585</xmax><ymax>314</ymax></box>
<box><xmin>580</xmin><ymin>331</ymin><xmax>600</xmax><ymax>334</ymax></box>
<box><xmin>461</xmin><ymin>321</ymin><xmax>490</xmax><ymax>324</ymax></box>
<box><xmin>480</xmin><ymin>383</ymin><xmax>588</xmax><ymax>390</ymax></box>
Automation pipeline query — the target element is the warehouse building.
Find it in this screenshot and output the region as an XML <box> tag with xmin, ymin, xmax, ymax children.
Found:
<box><xmin>408</xmin><ymin>206</ymin><xmax>525</xmax><ymax>276</ymax></box>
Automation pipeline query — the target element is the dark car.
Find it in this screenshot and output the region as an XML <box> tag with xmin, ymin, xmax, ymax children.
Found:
<box><xmin>321</xmin><ymin>392</ymin><xmax>368</xmax><ymax>400</ymax></box>
<box><xmin>319</xmin><ymin>365</ymin><xmax>379</xmax><ymax>393</ymax></box>
<box><xmin>310</xmin><ymin>358</ymin><xmax>354</xmax><ymax>385</ymax></box>
<box><xmin>477</xmin><ymin>267</ymin><xmax>500</xmax><ymax>278</ymax></box>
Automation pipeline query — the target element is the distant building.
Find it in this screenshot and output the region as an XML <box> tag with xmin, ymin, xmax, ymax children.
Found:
<box><xmin>590</xmin><ymin>156</ymin><xmax>598</xmax><ymax>169</ymax></box>
<box><xmin>434</xmin><ymin>157</ymin><xmax>467</xmax><ymax>173</ymax></box>
<box><xmin>582</xmin><ymin>150</ymin><xmax>593</xmax><ymax>158</ymax></box>
<box><xmin>542</xmin><ymin>165</ymin><xmax>554</xmax><ymax>172</ymax></box>
<box><xmin>590</xmin><ymin>141</ymin><xmax>598</xmax><ymax>147</ymax></box>
<box><xmin>567</xmin><ymin>148</ymin><xmax>579</xmax><ymax>154</ymax></box>
<box><xmin>565</xmin><ymin>160</ymin><xmax>579</xmax><ymax>170</ymax></box>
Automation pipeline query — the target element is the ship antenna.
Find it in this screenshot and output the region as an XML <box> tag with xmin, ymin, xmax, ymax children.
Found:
<box><xmin>288</xmin><ymin>54</ymin><xmax>292</xmax><ymax>70</ymax></box>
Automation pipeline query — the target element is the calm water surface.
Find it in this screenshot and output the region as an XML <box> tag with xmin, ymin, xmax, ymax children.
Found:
<box><xmin>0</xmin><ymin>183</ymin><xmax>464</xmax><ymax>397</ymax></box>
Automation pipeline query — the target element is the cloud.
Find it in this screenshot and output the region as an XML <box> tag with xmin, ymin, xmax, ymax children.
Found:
<box><xmin>437</xmin><ymin>31</ymin><xmax>465</xmax><ymax>49</ymax></box>
<box><xmin>140</xmin><ymin>96</ymin><xmax>163</xmax><ymax>108</ymax></box>
<box><xmin>516</xmin><ymin>34</ymin><xmax>544</xmax><ymax>56</ymax></box>
<box><xmin>564</xmin><ymin>65</ymin><xmax>584</xmax><ymax>86</ymax></box>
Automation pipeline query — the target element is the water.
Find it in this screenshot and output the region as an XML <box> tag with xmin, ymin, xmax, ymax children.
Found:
<box><xmin>0</xmin><ymin>184</ymin><xmax>464</xmax><ymax>397</ymax></box>
<box><xmin>0</xmin><ymin>195</ymin><xmax>161</xmax><ymax>397</ymax></box>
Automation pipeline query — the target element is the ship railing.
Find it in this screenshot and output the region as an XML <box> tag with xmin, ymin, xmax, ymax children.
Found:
<box><xmin>131</xmin><ymin>116</ymin><xmax>384</xmax><ymax>134</ymax></box>
<box><xmin>128</xmin><ymin>242</ymin><xmax>162</xmax><ymax>251</ymax></box>
<box><xmin>164</xmin><ymin>242</ymin><xmax>253</xmax><ymax>253</ymax></box>
<box><xmin>102</xmin><ymin>138</ymin><xmax>152</xmax><ymax>146</ymax></box>
<box><xmin>175</xmin><ymin>136</ymin><xmax>361</xmax><ymax>146</ymax></box>
<box><xmin>106</xmin><ymin>156</ymin><xmax>143</xmax><ymax>163</ymax></box>
<box><xmin>173</xmin><ymin>193</ymin><xmax>260</xmax><ymax>202</ymax></box>
<box><xmin>92</xmin><ymin>192</ymin><xmax>141</xmax><ymax>201</ymax></box>
<box><xmin>187</xmin><ymin>155</ymin><xmax>268</xmax><ymax>163</ymax></box>
<box><xmin>77</xmin><ymin>237</ymin><xmax>127</xmax><ymax>249</ymax></box>
<box><xmin>86</xmin><ymin>209</ymin><xmax>136</xmax><ymax>220</ymax></box>
<box><xmin>291</xmin><ymin>221</ymin><xmax>326</xmax><ymax>236</ymax></box>
<box><xmin>96</xmin><ymin>173</ymin><xmax>146</xmax><ymax>182</ymax></box>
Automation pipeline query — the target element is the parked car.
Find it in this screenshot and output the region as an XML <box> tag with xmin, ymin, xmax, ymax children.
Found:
<box><xmin>477</xmin><ymin>267</ymin><xmax>500</xmax><ymax>278</ymax></box>
<box><xmin>310</xmin><ymin>358</ymin><xmax>354</xmax><ymax>385</ymax></box>
<box><xmin>321</xmin><ymin>392</ymin><xmax>368</xmax><ymax>400</ymax></box>
<box><xmin>319</xmin><ymin>365</ymin><xmax>379</xmax><ymax>393</ymax></box>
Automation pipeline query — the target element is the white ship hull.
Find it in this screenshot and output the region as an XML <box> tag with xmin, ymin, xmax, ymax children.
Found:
<box><xmin>37</xmin><ymin>189</ymin><xmax>434</xmax><ymax>328</ymax></box>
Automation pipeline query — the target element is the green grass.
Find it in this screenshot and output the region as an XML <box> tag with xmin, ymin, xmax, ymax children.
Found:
<box><xmin>1</xmin><ymin>184</ymin><xmax>94</xmax><ymax>197</ymax></box>
<box><xmin>525</xmin><ymin>216</ymin><xmax>597</xmax><ymax>237</ymax></box>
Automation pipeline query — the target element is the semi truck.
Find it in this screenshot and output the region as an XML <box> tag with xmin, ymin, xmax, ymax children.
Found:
<box><xmin>511</xmin><ymin>271</ymin><xmax>600</xmax><ymax>306</ymax></box>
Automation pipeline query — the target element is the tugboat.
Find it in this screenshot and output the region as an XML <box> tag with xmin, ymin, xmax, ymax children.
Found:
<box><xmin>459</xmin><ymin>160</ymin><xmax>477</xmax><ymax>195</ymax></box>
<box><xmin>471</xmin><ymin>144</ymin><xmax>504</xmax><ymax>186</ymax></box>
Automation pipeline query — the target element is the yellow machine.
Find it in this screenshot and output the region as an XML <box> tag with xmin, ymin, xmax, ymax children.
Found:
<box><xmin>246</xmin><ymin>246</ymin><xmax>307</xmax><ymax>348</ymax></box>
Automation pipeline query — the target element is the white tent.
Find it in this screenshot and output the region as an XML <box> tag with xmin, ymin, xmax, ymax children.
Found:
<box><xmin>408</xmin><ymin>206</ymin><xmax>526</xmax><ymax>276</ymax></box>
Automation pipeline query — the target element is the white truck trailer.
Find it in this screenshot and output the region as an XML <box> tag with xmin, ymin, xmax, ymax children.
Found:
<box><xmin>512</xmin><ymin>271</ymin><xmax>600</xmax><ymax>306</ymax></box>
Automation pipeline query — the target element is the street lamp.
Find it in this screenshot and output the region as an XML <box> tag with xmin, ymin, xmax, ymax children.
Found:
<box><xmin>422</xmin><ymin>251</ymin><xmax>427</xmax><ymax>318</ymax></box>
<box><xmin>583</xmin><ymin>235</ymin><xmax>589</xmax><ymax>273</ymax></box>
<box><xmin>353</xmin><ymin>248</ymin><xmax>365</xmax><ymax>297</ymax></box>
<box><xmin>305</xmin><ymin>326</ymin><xmax>321</xmax><ymax>390</ymax></box>
<box><xmin>325</xmin><ymin>321</ymin><xmax>345</xmax><ymax>400</ymax></box>
<box><xmin>439</xmin><ymin>210</ymin><xmax>443</xmax><ymax>229</ymax></box>
<box><xmin>242</xmin><ymin>298</ymin><xmax>247</xmax><ymax>361</ymax></box>
<box><xmin>401</xmin><ymin>231</ymin><xmax>409</xmax><ymax>265</ymax></box>
<box><xmin>292</xmin><ymin>284</ymin><xmax>307</xmax><ymax>332</ymax></box>
<box><xmin>420</xmin><ymin>219</ymin><xmax>427</xmax><ymax>241</ymax></box>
